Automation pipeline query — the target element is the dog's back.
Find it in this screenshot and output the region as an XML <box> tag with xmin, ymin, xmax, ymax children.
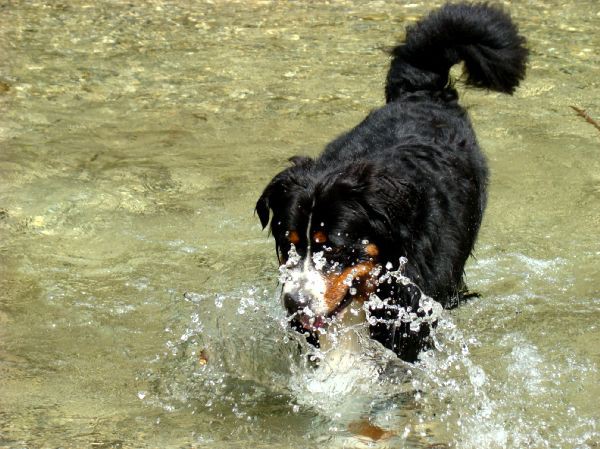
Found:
<box><xmin>315</xmin><ymin>2</ymin><xmax>527</xmax><ymax>305</ymax></box>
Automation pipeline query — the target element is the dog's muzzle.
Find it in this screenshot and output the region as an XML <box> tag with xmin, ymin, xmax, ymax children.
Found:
<box><xmin>280</xmin><ymin>262</ymin><xmax>330</xmax><ymax>317</ymax></box>
<box><xmin>282</xmin><ymin>289</ymin><xmax>310</xmax><ymax>314</ymax></box>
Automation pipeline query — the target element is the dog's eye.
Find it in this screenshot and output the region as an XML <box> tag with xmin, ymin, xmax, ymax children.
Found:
<box><xmin>323</xmin><ymin>245</ymin><xmax>341</xmax><ymax>255</ymax></box>
<box><xmin>322</xmin><ymin>246</ymin><xmax>351</xmax><ymax>268</ymax></box>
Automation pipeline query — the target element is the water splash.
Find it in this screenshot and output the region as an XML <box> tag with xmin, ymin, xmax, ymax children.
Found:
<box><xmin>365</xmin><ymin>257</ymin><xmax>443</xmax><ymax>334</ymax></box>
<box><xmin>141</xmin><ymin>251</ymin><xmax>598</xmax><ymax>448</ymax></box>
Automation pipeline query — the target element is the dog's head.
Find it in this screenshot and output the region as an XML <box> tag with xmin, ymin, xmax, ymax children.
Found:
<box><xmin>256</xmin><ymin>156</ymin><xmax>415</xmax><ymax>333</ymax></box>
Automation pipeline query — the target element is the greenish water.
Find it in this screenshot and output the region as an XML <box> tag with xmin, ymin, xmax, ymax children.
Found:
<box><xmin>1</xmin><ymin>1</ymin><xmax>598</xmax><ymax>448</ymax></box>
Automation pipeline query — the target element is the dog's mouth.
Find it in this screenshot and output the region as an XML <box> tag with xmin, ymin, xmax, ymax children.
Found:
<box><xmin>295</xmin><ymin>294</ymin><xmax>354</xmax><ymax>332</ymax></box>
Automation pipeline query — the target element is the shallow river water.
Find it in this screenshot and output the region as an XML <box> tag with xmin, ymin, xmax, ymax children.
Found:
<box><xmin>1</xmin><ymin>1</ymin><xmax>599</xmax><ymax>448</ymax></box>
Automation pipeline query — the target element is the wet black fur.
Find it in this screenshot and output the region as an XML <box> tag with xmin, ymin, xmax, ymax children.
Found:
<box><xmin>256</xmin><ymin>3</ymin><xmax>527</xmax><ymax>362</ymax></box>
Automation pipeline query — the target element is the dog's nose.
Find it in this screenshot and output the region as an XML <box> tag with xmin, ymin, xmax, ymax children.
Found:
<box><xmin>283</xmin><ymin>291</ymin><xmax>310</xmax><ymax>314</ymax></box>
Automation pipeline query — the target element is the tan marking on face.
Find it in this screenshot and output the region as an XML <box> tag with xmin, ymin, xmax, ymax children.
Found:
<box><xmin>365</xmin><ymin>243</ymin><xmax>379</xmax><ymax>257</ymax></box>
<box><xmin>312</xmin><ymin>230</ymin><xmax>327</xmax><ymax>244</ymax></box>
<box><xmin>288</xmin><ymin>230</ymin><xmax>300</xmax><ymax>245</ymax></box>
<box><xmin>322</xmin><ymin>261</ymin><xmax>378</xmax><ymax>314</ymax></box>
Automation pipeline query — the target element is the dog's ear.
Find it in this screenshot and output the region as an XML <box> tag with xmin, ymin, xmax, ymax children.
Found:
<box><xmin>255</xmin><ymin>190</ymin><xmax>271</xmax><ymax>229</ymax></box>
<box><xmin>368</xmin><ymin>171</ymin><xmax>419</xmax><ymax>233</ymax></box>
<box><xmin>288</xmin><ymin>155</ymin><xmax>313</xmax><ymax>167</ymax></box>
<box><xmin>255</xmin><ymin>156</ymin><xmax>313</xmax><ymax>230</ymax></box>
<box><xmin>256</xmin><ymin>175</ymin><xmax>284</xmax><ymax>229</ymax></box>
<box><xmin>322</xmin><ymin>162</ymin><xmax>375</xmax><ymax>196</ymax></box>
<box><xmin>324</xmin><ymin>164</ymin><xmax>417</xmax><ymax>238</ymax></box>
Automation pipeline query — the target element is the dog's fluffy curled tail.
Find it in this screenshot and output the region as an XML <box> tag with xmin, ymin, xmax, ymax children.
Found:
<box><xmin>385</xmin><ymin>2</ymin><xmax>528</xmax><ymax>102</ymax></box>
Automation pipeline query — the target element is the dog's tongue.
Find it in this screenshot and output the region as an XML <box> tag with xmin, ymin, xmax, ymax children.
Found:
<box><xmin>300</xmin><ymin>314</ymin><xmax>326</xmax><ymax>331</ymax></box>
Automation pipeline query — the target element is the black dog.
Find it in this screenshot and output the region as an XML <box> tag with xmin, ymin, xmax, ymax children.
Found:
<box><xmin>256</xmin><ymin>3</ymin><xmax>527</xmax><ymax>362</ymax></box>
